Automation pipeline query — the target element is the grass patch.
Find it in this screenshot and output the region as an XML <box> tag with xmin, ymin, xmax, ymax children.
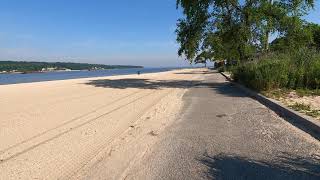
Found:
<box><xmin>295</xmin><ymin>88</ymin><xmax>320</xmax><ymax>97</ymax></box>
<box><xmin>306</xmin><ymin>110</ymin><xmax>320</xmax><ymax>118</ymax></box>
<box><xmin>288</xmin><ymin>102</ymin><xmax>320</xmax><ymax>119</ymax></box>
<box><xmin>262</xmin><ymin>89</ymin><xmax>290</xmax><ymax>100</ymax></box>
<box><xmin>289</xmin><ymin>103</ymin><xmax>311</xmax><ymax>111</ymax></box>
<box><xmin>262</xmin><ymin>88</ymin><xmax>320</xmax><ymax>100</ymax></box>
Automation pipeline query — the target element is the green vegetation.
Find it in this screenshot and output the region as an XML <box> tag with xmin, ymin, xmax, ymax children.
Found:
<box><xmin>289</xmin><ymin>102</ymin><xmax>311</xmax><ymax>112</ymax></box>
<box><xmin>289</xmin><ymin>102</ymin><xmax>320</xmax><ymax>118</ymax></box>
<box><xmin>295</xmin><ymin>88</ymin><xmax>320</xmax><ymax>97</ymax></box>
<box><xmin>175</xmin><ymin>0</ymin><xmax>319</xmax><ymax>92</ymax></box>
<box><xmin>306</xmin><ymin>110</ymin><xmax>320</xmax><ymax>118</ymax></box>
<box><xmin>175</xmin><ymin>1</ymin><xmax>320</xmax><ymax>118</ymax></box>
<box><xmin>230</xmin><ymin>20</ymin><xmax>320</xmax><ymax>91</ymax></box>
<box><xmin>261</xmin><ymin>88</ymin><xmax>290</xmax><ymax>100</ymax></box>
<box><xmin>0</xmin><ymin>61</ymin><xmax>142</xmax><ymax>73</ymax></box>
<box><xmin>176</xmin><ymin>0</ymin><xmax>315</xmax><ymax>62</ymax></box>
<box><xmin>231</xmin><ymin>49</ymin><xmax>320</xmax><ymax>91</ymax></box>
<box><xmin>262</xmin><ymin>88</ymin><xmax>320</xmax><ymax>101</ymax></box>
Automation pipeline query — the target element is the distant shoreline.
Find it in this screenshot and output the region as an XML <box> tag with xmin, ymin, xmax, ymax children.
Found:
<box><xmin>0</xmin><ymin>61</ymin><xmax>143</xmax><ymax>74</ymax></box>
<box><xmin>0</xmin><ymin>69</ymin><xmax>139</xmax><ymax>74</ymax></box>
<box><xmin>0</xmin><ymin>68</ymin><xmax>143</xmax><ymax>75</ymax></box>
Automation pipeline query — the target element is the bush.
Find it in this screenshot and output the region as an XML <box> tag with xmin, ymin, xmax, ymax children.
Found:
<box><xmin>217</xmin><ymin>66</ymin><xmax>225</xmax><ymax>72</ymax></box>
<box><xmin>231</xmin><ymin>49</ymin><xmax>320</xmax><ymax>91</ymax></box>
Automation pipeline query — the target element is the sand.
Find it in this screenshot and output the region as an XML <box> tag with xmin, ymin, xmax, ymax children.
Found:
<box><xmin>0</xmin><ymin>68</ymin><xmax>207</xmax><ymax>179</ymax></box>
<box><xmin>276</xmin><ymin>92</ymin><xmax>320</xmax><ymax>120</ymax></box>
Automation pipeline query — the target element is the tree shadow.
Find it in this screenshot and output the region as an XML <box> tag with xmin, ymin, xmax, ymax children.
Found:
<box><xmin>83</xmin><ymin>77</ymin><xmax>249</xmax><ymax>97</ymax></box>
<box><xmin>202</xmin><ymin>82</ymin><xmax>249</xmax><ymax>97</ymax></box>
<box><xmin>198</xmin><ymin>152</ymin><xmax>320</xmax><ymax>180</ymax></box>
<box><xmin>174</xmin><ymin>71</ymin><xmax>216</xmax><ymax>75</ymax></box>
<box><xmin>84</xmin><ymin>78</ymin><xmax>201</xmax><ymax>89</ymax></box>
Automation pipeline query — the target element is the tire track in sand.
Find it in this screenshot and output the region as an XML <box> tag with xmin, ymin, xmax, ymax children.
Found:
<box><xmin>0</xmin><ymin>90</ymin><xmax>141</xmax><ymax>155</ymax></box>
<box><xmin>0</xmin><ymin>89</ymin><xmax>155</xmax><ymax>163</ymax></box>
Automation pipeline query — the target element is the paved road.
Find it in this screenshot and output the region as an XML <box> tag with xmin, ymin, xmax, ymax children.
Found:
<box><xmin>127</xmin><ymin>71</ymin><xmax>320</xmax><ymax>180</ymax></box>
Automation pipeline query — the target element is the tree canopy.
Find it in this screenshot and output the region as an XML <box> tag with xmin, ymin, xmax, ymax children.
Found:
<box><xmin>271</xmin><ymin>22</ymin><xmax>320</xmax><ymax>51</ymax></box>
<box><xmin>176</xmin><ymin>0</ymin><xmax>315</xmax><ymax>63</ymax></box>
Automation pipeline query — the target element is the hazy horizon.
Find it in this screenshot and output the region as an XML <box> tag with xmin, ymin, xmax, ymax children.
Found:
<box><xmin>0</xmin><ymin>0</ymin><xmax>319</xmax><ymax>67</ymax></box>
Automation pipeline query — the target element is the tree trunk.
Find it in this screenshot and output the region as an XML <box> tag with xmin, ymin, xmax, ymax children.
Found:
<box><xmin>265</xmin><ymin>29</ymin><xmax>270</xmax><ymax>52</ymax></box>
<box><xmin>264</xmin><ymin>0</ymin><xmax>273</xmax><ymax>52</ymax></box>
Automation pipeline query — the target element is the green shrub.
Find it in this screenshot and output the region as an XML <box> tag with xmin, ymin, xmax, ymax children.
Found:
<box><xmin>231</xmin><ymin>49</ymin><xmax>320</xmax><ymax>91</ymax></box>
<box><xmin>289</xmin><ymin>103</ymin><xmax>311</xmax><ymax>111</ymax></box>
<box><xmin>217</xmin><ymin>66</ymin><xmax>225</xmax><ymax>72</ymax></box>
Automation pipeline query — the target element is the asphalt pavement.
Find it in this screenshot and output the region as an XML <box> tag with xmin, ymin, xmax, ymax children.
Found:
<box><xmin>128</xmin><ymin>71</ymin><xmax>320</xmax><ymax>180</ymax></box>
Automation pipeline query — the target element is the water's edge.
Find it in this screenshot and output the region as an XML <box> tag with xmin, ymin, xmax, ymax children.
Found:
<box><xmin>0</xmin><ymin>67</ymin><xmax>184</xmax><ymax>85</ymax></box>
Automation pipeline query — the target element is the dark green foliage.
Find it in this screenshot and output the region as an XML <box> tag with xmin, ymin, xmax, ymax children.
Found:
<box><xmin>176</xmin><ymin>1</ymin><xmax>319</xmax><ymax>93</ymax></box>
<box><xmin>232</xmin><ymin>49</ymin><xmax>320</xmax><ymax>91</ymax></box>
<box><xmin>0</xmin><ymin>61</ymin><xmax>142</xmax><ymax>73</ymax></box>
<box><xmin>176</xmin><ymin>0</ymin><xmax>315</xmax><ymax>63</ymax></box>
<box><xmin>271</xmin><ymin>22</ymin><xmax>320</xmax><ymax>52</ymax></box>
<box><xmin>306</xmin><ymin>23</ymin><xmax>320</xmax><ymax>50</ymax></box>
<box><xmin>295</xmin><ymin>88</ymin><xmax>320</xmax><ymax>97</ymax></box>
<box><xmin>217</xmin><ymin>66</ymin><xmax>225</xmax><ymax>73</ymax></box>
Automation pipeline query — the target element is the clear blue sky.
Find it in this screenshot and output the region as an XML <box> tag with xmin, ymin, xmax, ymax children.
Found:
<box><xmin>0</xmin><ymin>0</ymin><xmax>319</xmax><ymax>67</ymax></box>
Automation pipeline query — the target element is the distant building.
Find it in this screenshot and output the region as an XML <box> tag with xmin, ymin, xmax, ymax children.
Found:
<box><xmin>42</xmin><ymin>67</ymin><xmax>57</xmax><ymax>71</ymax></box>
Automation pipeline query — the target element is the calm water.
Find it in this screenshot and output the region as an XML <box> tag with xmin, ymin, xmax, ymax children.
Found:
<box><xmin>0</xmin><ymin>67</ymin><xmax>180</xmax><ymax>85</ymax></box>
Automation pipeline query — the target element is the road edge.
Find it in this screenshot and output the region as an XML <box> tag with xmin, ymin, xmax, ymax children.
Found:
<box><xmin>220</xmin><ymin>71</ymin><xmax>320</xmax><ymax>141</ymax></box>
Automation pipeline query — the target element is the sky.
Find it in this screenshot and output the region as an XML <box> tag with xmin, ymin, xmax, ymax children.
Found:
<box><xmin>0</xmin><ymin>0</ymin><xmax>319</xmax><ymax>67</ymax></box>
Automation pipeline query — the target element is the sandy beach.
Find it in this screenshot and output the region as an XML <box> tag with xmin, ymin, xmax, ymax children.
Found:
<box><xmin>0</xmin><ymin>68</ymin><xmax>207</xmax><ymax>179</ymax></box>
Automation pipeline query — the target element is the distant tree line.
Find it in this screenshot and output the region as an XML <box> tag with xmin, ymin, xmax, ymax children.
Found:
<box><xmin>0</xmin><ymin>61</ymin><xmax>142</xmax><ymax>73</ymax></box>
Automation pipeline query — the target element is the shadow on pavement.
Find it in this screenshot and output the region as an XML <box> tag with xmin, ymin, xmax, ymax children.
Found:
<box><xmin>198</xmin><ymin>153</ymin><xmax>320</xmax><ymax>180</ymax></box>
<box><xmin>84</xmin><ymin>78</ymin><xmax>200</xmax><ymax>89</ymax></box>
<box><xmin>174</xmin><ymin>71</ymin><xmax>216</xmax><ymax>75</ymax></box>
<box><xmin>83</xmin><ymin>77</ymin><xmax>247</xmax><ymax>98</ymax></box>
<box><xmin>85</xmin><ymin>78</ymin><xmax>246</xmax><ymax>97</ymax></box>
<box><xmin>197</xmin><ymin>82</ymin><xmax>248</xmax><ymax>97</ymax></box>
